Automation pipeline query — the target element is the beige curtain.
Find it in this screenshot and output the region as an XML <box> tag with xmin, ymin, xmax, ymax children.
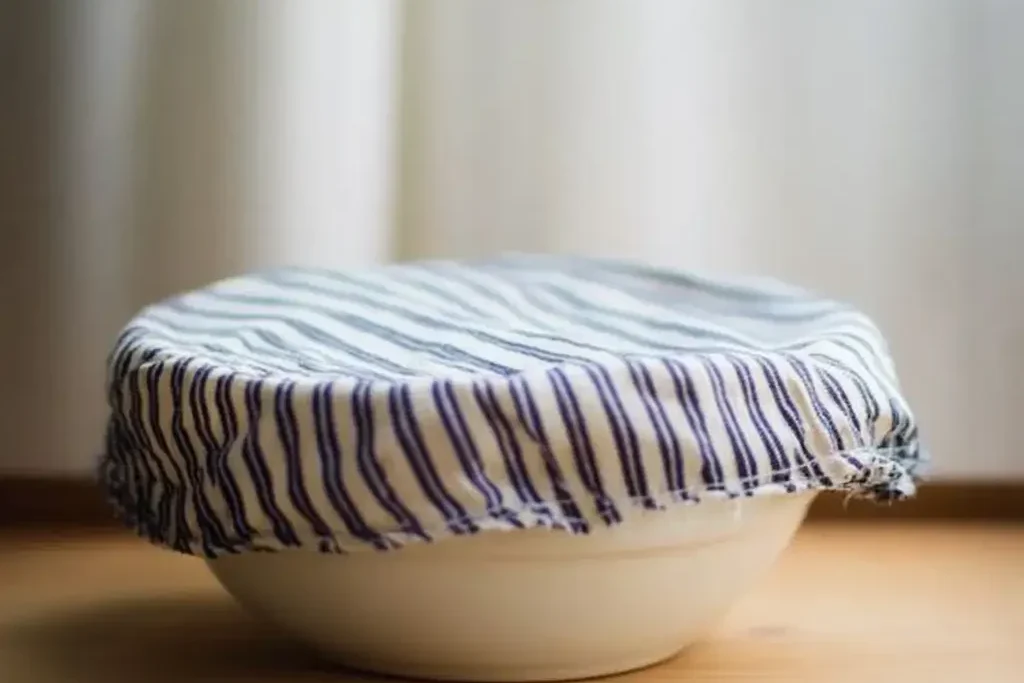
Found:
<box><xmin>2</xmin><ymin>0</ymin><xmax>1021</xmax><ymax>479</ymax></box>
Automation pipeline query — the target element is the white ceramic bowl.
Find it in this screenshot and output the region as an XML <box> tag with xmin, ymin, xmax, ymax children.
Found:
<box><xmin>207</xmin><ymin>492</ymin><xmax>815</xmax><ymax>682</ymax></box>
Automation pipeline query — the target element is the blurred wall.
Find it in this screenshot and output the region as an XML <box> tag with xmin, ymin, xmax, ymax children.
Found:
<box><xmin>1</xmin><ymin>0</ymin><xmax>1021</xmax><ymax>479</ymax></box>
<box><xmin>1</xmin><ymin>2</ymin><xmax>65</xmax><ymax>479</ymax></box>
<box><xmin>0</xmin><ymin>0</ymin><xmax>399</xmax><ymax>475</ymax></box>
<box><xmin>397</xmin><ymin>0</ymin><xmax>1024</xmax><ymax>479</ymax></box>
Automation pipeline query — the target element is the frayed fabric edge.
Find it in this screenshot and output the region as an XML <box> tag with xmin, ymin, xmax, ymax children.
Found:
<box><xmin>97</xmin><ymin>446</ymin><xmax>921</xmax><ymax>559</ymax></box>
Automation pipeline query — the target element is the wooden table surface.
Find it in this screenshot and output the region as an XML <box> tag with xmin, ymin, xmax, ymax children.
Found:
<box><xmin>1</xmin><ymin>523</ymin><xmax>1021</xmax><ymax>683</ymax></box>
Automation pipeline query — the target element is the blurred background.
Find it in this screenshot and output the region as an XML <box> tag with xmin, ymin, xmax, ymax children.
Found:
<box><xmin>2</xmin><ymin>0</ymin><xmax>1021</xmax><ymax>482</ymax></box>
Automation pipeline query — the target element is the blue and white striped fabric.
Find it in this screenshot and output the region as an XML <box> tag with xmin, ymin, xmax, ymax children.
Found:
<box><xmin>99</xmin><ymin>255</ymin><xmax>924</xmax><ymax>557</ymax></box>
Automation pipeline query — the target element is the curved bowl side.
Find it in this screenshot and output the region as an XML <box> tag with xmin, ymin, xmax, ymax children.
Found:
<box><xmin>207</xmin><ymin>493</ymin><xmax>815</xmax><ymax>682</ymax></box>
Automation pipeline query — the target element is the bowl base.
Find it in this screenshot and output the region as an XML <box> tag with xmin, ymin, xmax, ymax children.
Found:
<box><xmin>332</xmin><ymin>641</ymin><xmax>687</xmax><ymax>682</ymax></box>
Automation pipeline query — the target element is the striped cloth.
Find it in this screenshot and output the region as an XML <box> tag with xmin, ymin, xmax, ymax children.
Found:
<box><xmin>100</xmin><ymin>255</ymin><xmax>924</xmax><ymax>557</ymax></box>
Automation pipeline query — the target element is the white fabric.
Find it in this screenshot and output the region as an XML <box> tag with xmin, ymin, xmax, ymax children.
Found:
<box><xmin>101</xmin><ymin>257</ymin><xmax>922</xmax><ymax>555</ymax></box>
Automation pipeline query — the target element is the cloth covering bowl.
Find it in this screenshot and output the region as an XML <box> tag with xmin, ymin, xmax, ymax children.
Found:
<box><xmin>99</xmin><ymin>255</ymin><xmax>923</xmax><ymax>680</ymax></box>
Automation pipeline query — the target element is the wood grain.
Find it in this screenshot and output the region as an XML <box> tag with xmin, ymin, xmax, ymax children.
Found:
<box><xmin>1</xmin><ymin>523</ymin><xmax>1021</xmax><ymax>682</ymax></box>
